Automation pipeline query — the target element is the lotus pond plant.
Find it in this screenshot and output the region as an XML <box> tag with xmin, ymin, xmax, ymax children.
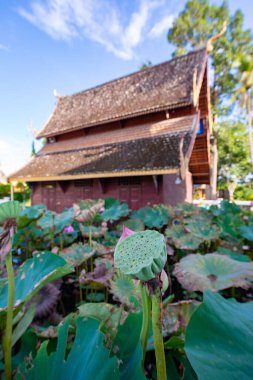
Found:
<box><xmin>115</xmin><ymin>228</ymin><xmax>168</xmax><ymax>380</ymax></box>
<box><xmin>0</xmin><ymin>198</ymin><xmax>253</xmax><ymax>379</ymax></box>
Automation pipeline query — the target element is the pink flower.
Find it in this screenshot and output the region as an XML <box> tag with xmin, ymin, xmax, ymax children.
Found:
<box><xmin>118</xmin><ymin>226</ymin><xmax>135</xmax><ymax>243</ymax></box>
<box><xmin>64</xmin><ymin>225</ymin><xmax>74</xmax><ymax>233</ymax></box>
<box><xmin>100</xmin><ymin>207</ymin><xmax>105</xmax><ymax>212</ymax></box>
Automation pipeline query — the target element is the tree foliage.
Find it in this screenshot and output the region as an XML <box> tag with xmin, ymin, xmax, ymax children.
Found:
<box><xmin>167</xmin><ymin>0</ymin><xmax>253</xmax><ymax>198</ymax></box>
<box><xmin>168</xmin><ymin>0</ymin><xmax>253</xmax><ymax>115</ymax></box>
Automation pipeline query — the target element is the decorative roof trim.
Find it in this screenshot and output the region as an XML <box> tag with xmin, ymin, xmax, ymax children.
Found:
<box><xmin>9</xmin><ymin>169</ymin><xmax>178</xmax><ymax>183</ymax></box>
<box><xmin>37</xmin><ymin>101</ymin><xmax>192</xmax><ymax>139</ymax></box>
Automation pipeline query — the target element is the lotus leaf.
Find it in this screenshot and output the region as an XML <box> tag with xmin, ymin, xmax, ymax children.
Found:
<box><xmin>114</xmin><ymin>230</ymin><xmax>167</xmax><ymax>281</ymax></box>
<box><xmin>37</xmin><ymin>208</ymin><xmax>74</xmax><ymax>235</ymax></box>
<box><xmin>174</xmin><ymin>235</ymin><xmax>203</xmax><ymax>250</ymax></box>
<box><xmin>132</xmin><ymin>205</ymin><xmax>170</xmax><ymax>229</ymax></box>
<box><xmin>110</xmin><ymin>272</ymin><xmax>140</xmax><ymax>307</ymax></box>
<box><xmin>0</xmin><ymin>200</ymin><xmax>21</xmax><ymax>224</ymax></box>
<box><xmin>78</xmin><ymin>302</ymin><xmax>127</xmax><ymax>345</ymax></box>
<box><xmin>119</xmin><ymin>218</ymin><xmax>145</xmax><ymax>231</ymax></box>
<box><xmin>74</xmin><ymin>199</ymin><xmax>104</xmax><ymax>223</ymax></box>
<box><xmin>240</xmin><ymin>223</ymin><xmax>253</xmax><ymax>242</ymax></box>
<box><xmin>102</xmin><ymin>203</ymin><xmax>130</xmax><ymax>222</ymax></box>
<box><xmin>17</xmin><ymin>205</ymin><xmax>46</xmax><ymax>228</ymax></box>
<box><xmin>79</xmin><ymin>224</ymin><xmax>107</xmax><ymax>238</ymax></box>
<box><xmin>79</xmin><ymin>262</ymin><xmax>114</xmax><ymax>287</ymax></box>
<box><xmin>173</xmin><ymin>253</ymin><xmax>253</xmax><ymax>292</ymax></box>
<box><xmin>113</xmin><ymin>311</ymin><xmax>146</xmax><ymax>380</ymax></box>
<box><xmin>0</xmin><ymin>252</ymin><xmax>73</xmax><ymax>313</ymax></box>
<box><xmin>185</xmin><ymin>291</ymin><xmax>253</xmax><ymax>380</ymax></box>
<box><xmin>16</xmin><ymin>317</ymin><xmax>120</xmax><ymax>379</ymax></box>
<box><xmin>162</xmin><ymin>300</ymin><xmax>200</xmax><ymax>335</ymax></box>
<box><xmin>166</xmin><ymin>225</ymin><xmax>185</xmax><ymax>239</ymax></box>
<box><xmin>185</xmin><ymin>220</ymin><xmax>220</xmax><ymax>241</ymax></box>
<box><xmin>60</xmin><ymin>243</ymin><xmax>94</xmax><ymax>266</ymax></box>
<box><xmin>218</xmin><ymin>214</ymin><xmax>243</xmax><ymax>243</ymax></box>
<box><xmin>54</xmin><ymin>230</ymin><xmax>78</xmax><ymax>246</ymax></box>
<box><xmin>217</xmin><ymin>247</ymin><xmax>251</xmax><ymax>262</ymax></box>
<box><xmin>104</xmin><ymin>197</ymin><xmax>120</xmax><ymax>208</ymax></box>
<box><xmin>166</xmin><ymin>226</ymin><xmax>202</xmax><ymax>250</ymax></box>
<box><xmin>174</xmin><ymin>203</ymin><xmax>198</xmax><ymax>216</ymax></box>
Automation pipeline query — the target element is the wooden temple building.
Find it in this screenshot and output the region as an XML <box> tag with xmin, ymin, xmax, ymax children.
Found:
<box><xmin>9</xmin><ymin>48</ymin><xmax>211</xmax><ymax>211</ymax></box>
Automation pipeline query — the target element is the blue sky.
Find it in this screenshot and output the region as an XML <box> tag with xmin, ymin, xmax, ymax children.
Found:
<box><xmin>0</xmin><ymin>0</ymin><xmax>252</xmax><ymax>176</ymax></box>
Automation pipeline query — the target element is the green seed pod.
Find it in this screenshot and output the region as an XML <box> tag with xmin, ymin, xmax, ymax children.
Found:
<box><xmin>114</xmin><ymin>230</ymin><xmax>167</xmax><ymax>281</ymax></box>
<box><xmin>0</xmin><ymin>201</ymin><xmax>20</xmax><ymax>224</ymax></box>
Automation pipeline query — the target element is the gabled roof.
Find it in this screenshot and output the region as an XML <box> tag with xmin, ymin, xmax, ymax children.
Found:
<box><xmin>9</xmin><ymin>115</ymin><xmax>199</xmax><ymax>182</ymax></box>
<box><xmin>37</xmin><ymin>49</ymin><xmax>207</xmax><ymax>138</ymax></box>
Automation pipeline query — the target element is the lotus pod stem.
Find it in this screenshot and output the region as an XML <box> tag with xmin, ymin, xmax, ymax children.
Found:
<box><xmin>140</xmin><ymin>283</ymin><xmax>151</xmax><ymax>368</ymax></box>
<box><xmin>151</xmin><ymin>286</ymin><xmax>167</xmax><ymax>380</ymax></box>
<box><xmin>3</xmin><ymin>251</ymin><xmax>15</xmax><ymax>380</ymax></box>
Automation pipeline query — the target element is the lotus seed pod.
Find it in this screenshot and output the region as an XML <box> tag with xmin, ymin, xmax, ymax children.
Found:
<box><xmin>0</xmin><ymin>201</ymin><xmax>20</xmax><ymax>224</ymax></box>
<box><xmin>114</xmin><ymin>230</ymin><xmax>167</xmax><ymax>282</ymax></box>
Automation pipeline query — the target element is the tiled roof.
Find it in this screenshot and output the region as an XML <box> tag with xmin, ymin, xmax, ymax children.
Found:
<box><xmin>37</xmin><ymin>49</ymin><xmax>207</xmax><ymax>138</ymax></box>
<box><xmin>9</xmin><ymin>115</ymin><xmax>198</xmax><ymax>182</ymax></box>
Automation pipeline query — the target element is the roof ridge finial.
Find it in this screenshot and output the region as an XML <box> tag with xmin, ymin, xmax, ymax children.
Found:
<box><xmin>53</xmin><ymin>89</ymin><xmax>62</xmax><ymax>101</ymax></box>
<box><xmin>206</xmin><ymin>21</ymin><xmax>227</xmax><ymax>53</ymax></box>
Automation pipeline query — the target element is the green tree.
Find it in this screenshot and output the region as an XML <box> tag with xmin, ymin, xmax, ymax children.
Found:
<box><xmin>168</xmin><ymin>0</ymin><xmax>253</xmax><ymax>116</ymax></box>
<box><xmin>31</xmin><ymin>141</ymin><xmax>36</xmax><ymax>156</ymax></box>
<box><xmin>234</xmin><ymin>54</ymin><xmax>253</xmax><ymax>167</ymax></box>
<box><xmin>167</xmin><ymin>0</ymin><xmax>253</xmax><ymax>199</ymax></box>
<box><xmin>216</xmin><ymin>121</ymin><xmax>252</xmax><ymax>200</ymax></box>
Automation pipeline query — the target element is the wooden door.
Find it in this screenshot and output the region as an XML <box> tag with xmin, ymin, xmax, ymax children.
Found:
<box><xmin>118</xmin><ymin>177</ymin><xmax>142</xmax><ymax>209</ymax></box>
<box><xmin>41</xmin><ymin>182</ymin><xmax>56</xmax><ymax>211</ymax></box>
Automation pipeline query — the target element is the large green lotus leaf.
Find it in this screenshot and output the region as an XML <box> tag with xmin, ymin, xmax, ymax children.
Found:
<box><xmin>165</xmin><ymin>225</ymin><xmax>185</xmax><ymax>239</ymax></box>
<box><xmin>37</xmin><ymin>208</ymin><xmax>74</xmax><ymax>235</ymax></box>
<box><xmin>132</xmin><ymin>205</ymin><xmax>170</xmax><ymax>229</ymax></box>
<box><xmin>185</xmin><ymin>291</ymin><xmax>253</xmax><ymax>380</ymax></box>
<box><xmin>217</xmin><ymin>247</ymin><xmax>251</xmax><ymax>262</ymax></box>
<box><xmin>166</xmin><ymin>225</ymin><xmax>202</xmax><ymax>250</ymax></box>
<box><xmin>0</xmin><ymin>200</ymin><xmax>21</xmax><ymax>224</ymax></box>
<box><xmin>16</xmin><ymin>317</ymin><xmax>120</xmax><ymax>380</ymax></box>
<box><xmin>60</xmin><ymin>243</ymin><xmax>94</xmax><ymax>266</ymax></box>
<box><xmin>54</xmin><ymin>230</ymin><xmax>78</xmax><ymax>246</ymax></box>
<box><xmin>13</xmin><ymin>224</ymin><xmax>45</xmax><ymax>250</ymax></box>
<box><xmin>110</xmin><ymin>272</ymin><xmax>140</xmax><ymax>308</ymax></box>
<box><xmin>174</xmin><ymin>203</ymin><xmax>198</xmax><ymax>216</ymax></box>
<box><xmin>113</xmin><ymin>311</ymin><xmax>146</xmax><ymax>380</ymax></box>
<box><xmin>216</xmin><ymin>214</ymin><xmax>243</xmax><ymax>244</ymax></box>
<box><xmin>173</xmin><ymin>234</ymin><xmax>203</xmax><ymax>250</ymax></box>
<box><xmin>0</xmin><ymin>252</ymin><xmax>73</xmax><ymax>313</ymax></box>
<box><xmin>240</xmin><ymin>223</ymin><xmax>253</xmax><ymax>242</ymax></box>
<box><xmin>17</xmin><ymin>205</ymin><xmax>46</xmax><ymax>228</ymax></box>
<box><xmin>173</xmin><ymin>253</ymin><xmax>253</xmax><ymax>292</ymax></box>
<box><xmin>185</xmin><ymin>220</ymin><xmax>220</xmax><ymax>241</ymax></box>
<box><xmin>78</xmin><ymin>302</ymin><xmax>127</xmax><ymax>345</ymax></box>
<box><xmin>104</xmin><ymin>197</ymin><xmax>120</xmax><ymax>208</ymax></box>
<box><xmin>102</xmin><ymin>203</ymin><xmax>130</xmax><ymax>222</ymax></box>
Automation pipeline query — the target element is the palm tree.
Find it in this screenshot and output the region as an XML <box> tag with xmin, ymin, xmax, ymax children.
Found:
<box><xmin>235</xmin><ymin>54</ymin><xmax>253</xmax><ymax>168</ymax></box>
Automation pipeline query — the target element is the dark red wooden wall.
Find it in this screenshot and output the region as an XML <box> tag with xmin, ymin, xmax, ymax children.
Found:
<box><xmin>30</xmin><ymin>176</ymin><xmax>162</xmax><ymax>212</ymax></box>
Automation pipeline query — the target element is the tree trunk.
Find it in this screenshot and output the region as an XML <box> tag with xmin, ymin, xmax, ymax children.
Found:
<box><xmin>228</xmin><ymin>181</ymin><xmax>237</xmax><ymax>202</ymax></box>
<box><xmin>210</xmin><ymin>84</ymin><xmax>219</xmax><ymax>199</ymax></box>
<box><xmin>246</xmin><ymin>92</ymin><xmax>253</xmax><ymax>168</ymax></box>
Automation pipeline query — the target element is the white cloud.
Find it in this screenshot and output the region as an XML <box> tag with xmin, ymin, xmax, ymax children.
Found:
<box><xmin>0</xmin><ymin>138</ymin><xmax>31</xmax><ymax>176</ymax></box>
<box><xmin>18</xmin><ymin>0</ymin><xmax>173</xmax><ymax>60</ymax></box>
<box><xmin>0</xmin><ymin>44</ymin><xmax>9</xmax><ymax>52</ymax></box>
<box><xmin>149</xmin><ymin>14</ymin><xmax>174</xmax><ymax>38</ymax></box>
